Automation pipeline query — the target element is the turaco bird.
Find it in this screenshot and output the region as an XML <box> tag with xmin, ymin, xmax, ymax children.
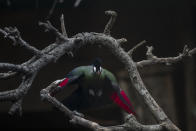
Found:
<box><xmin>52</xmin><ymin>58</ymin><xmax>136</xmax><ymax>115</ymax></box>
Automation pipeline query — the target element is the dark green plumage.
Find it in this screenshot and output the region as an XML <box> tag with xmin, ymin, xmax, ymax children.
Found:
<box><xmin>56</xmin><ymin>58</ymin><xmax>136</xmax><ymax>115</ymax></box>
<box><xmin>62</xmin><ymin>65</ymin><xmax>119</xmax><ymax>110</ymax></box>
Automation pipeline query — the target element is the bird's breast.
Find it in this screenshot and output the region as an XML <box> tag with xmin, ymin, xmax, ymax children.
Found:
<box><xmin>79</xmin><ymin>76</ymin><xmax>114</xmax><ymax>104</ymax></box>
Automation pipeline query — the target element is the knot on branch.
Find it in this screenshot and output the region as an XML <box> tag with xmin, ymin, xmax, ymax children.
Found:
<box><xmin>3</xmin><ymin>27</ymin><xmax>21</xmax><ymax>46</ymax></box>
<box><xmin>105</xmin><ymin>10</ymin><xmax>117</xmax><ymax>17</ymax></box>
<box><xmin>72</xmin><ymin>110</ymin><xmax>84</xmax><ymax>118</ymax></box>
<box><xmin>117</xmin><ymin>38</ymin><xmax>127</xmax><ymax>45</ymax></box>
<box><xmin>125</xmin><ymin>114</ymin><xmax>137</xmax><ymax>123</ymax></box>
<box><xmin>146</xmin><ymin>46</ymin><xmax>157</xmax><ymax>59</ymax></box>
<box><xmin>182</xmin><ymin>45</ymin><xmax>190</xmax><ymax>57</ymax></box>
<box><xmin>40</xmin><ymin>89</ymin><xmax>50</xmax><ymax>101</ymax></box>
<box><xmin>66</xmin><ymin>51</ymin><xmax>74</xmax><ymax>57</ymax></box>
<box><xmin>161</xmin><ymin>120</ymin><xmax>180</xmax><ymax>131</ymax></box>
<box><xmin>4</xmin><ymin>27</ymin><xmax>20</xmax><ymax>38</ymax></box>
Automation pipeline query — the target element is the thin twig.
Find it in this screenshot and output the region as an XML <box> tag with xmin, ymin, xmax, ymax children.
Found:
<box><xmin>74</xmin><ymin>0</ymin><xmax>82</xmax><ymax>7</ymax></box>
<box><xmin>0</xmin><ymin>71</ymin><xmax>18</xmax><ymax>79</ymax></box>
<box><xmin>128</xmin><ymin>40</ymin><xmax>147</xmax><ymax>56</ymax></box>
<box><xmin>103</xmin><ymin>10</ymin><xmax>117</xmax><ymax>35</ymax></box>
<box><xmin>117</xmin><ymin>38</ymin><xmax>127</xmax><ymax>45</ymax></box>
<box><xmin>46</xmin><ymin>0</ymin><xmax>58</xmax><ymax>20</ymax></box>
<box><xmin>60</xmin><ymin>14</ymin><xmax>68</xmax><ymax>37</ymax></box>
<box><xmin>39</xmin><ymin>21</ymin><xmax>66</xmax><ymax>42</ymax></box>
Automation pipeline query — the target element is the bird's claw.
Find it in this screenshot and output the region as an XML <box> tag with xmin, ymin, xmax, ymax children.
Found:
<box><xmin>125</xmin><ymin>114</ymin><xmax>136</xmax><ymax>122</ymax></box>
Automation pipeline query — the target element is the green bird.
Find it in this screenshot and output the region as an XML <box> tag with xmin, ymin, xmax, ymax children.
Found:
<box><xmin>52</xmin><ymin>58</ymin><xmax>136</xmax><ymax>115</ymax></box>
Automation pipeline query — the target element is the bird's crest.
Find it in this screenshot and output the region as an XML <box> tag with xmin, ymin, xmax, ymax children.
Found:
<box><xmin>92</xmin><ymin>58</ymin><xmax>102</xmax><ymax>68</ymax></box>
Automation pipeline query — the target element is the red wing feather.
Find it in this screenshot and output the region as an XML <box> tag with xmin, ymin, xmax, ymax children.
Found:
<box><xmin>59</xmin><ymin>78</ymin><xmax>69</xmax><ymax>87</ymax></box>
<box><xmin>111</xmin><ymin>90</ymin><xmax>136</xmax><ymax>115</ymax></box>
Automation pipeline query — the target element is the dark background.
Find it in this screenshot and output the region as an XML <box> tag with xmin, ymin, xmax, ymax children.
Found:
<box><xmin>0</xmin><ymin>0</ymin><xmax>196</xmax><ymax>130</ymax></box>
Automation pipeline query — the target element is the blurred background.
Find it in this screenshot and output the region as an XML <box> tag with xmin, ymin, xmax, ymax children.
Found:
<box><xmin>0</xmin><ymin>0</ymin><xmax>196</xmax><ymax>130</ymax></box>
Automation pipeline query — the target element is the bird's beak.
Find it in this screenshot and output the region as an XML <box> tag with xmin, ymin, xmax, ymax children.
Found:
<box><xmin>97</xmin><ymin>71</ymin><xmax>101</xmax><ymax>75</ymax></box>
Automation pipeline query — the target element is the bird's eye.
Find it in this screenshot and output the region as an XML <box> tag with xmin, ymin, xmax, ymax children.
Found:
<box><xmin>99</xmin><ymin>67</ymin><xmax>102</xmax><ymax>72</ymax></box>
<box><xmin>93</xmin><ymin>67</ymin><xmax>96</xmax><ymax>72</ymax></box>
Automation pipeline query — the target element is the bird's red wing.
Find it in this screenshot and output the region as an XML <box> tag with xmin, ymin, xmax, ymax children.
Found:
<box><xmin>58</xmin><ymin>73</ymin><xmax>83</xmax><ymax>88</ymax></box>
<box><xmin>59</xmin><ymin>78</ymin><xmax>70</xmax><ymax>87</ymax></box>
<box><xmin>110</xmin><ymin>90</ymin><xmax>136</xmax><ymax>115</ymax></box>
<box><xmin>50</xmin><ymin>74</ymin><xmax>83</xmax><ymax>97</ymax></box>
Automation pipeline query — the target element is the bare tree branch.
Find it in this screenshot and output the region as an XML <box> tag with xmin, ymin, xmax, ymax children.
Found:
<box><xmin>0</xmin><ymin>21</ymin><xmax>70</xmax><ymax>115</ymax></box>
<box><xmin>1</xmin><ymin>10</ymin><xmax>193</xmax><ymax>130</ymax></box>
<box><xmin>0</xmin><ymin>73</ymin><xmax>36</xmax><ymax>115</ymax></box>
<box><xmin>0</xmin><ymin>27</ymin><xmax>42</xmax><ymax>56</ymax></box>
<box><xmin>60</xmin><ymin>14</ymin><xmax>68</xmax><ymax>37</ymax></box>
<box><xmin>136</xmin><ymin>45</ymin><xmax>196</xmax><ymax>68</ymax></box>
<box><xmin>46</xmin><ymin>0</ymin><xmax>58</xmax><ymax>20</ymax></box>
<box><xmin>41</xmin><ymin>79</ymin><xmax>164</xmax><ymax>131</ymax></box>
<box><xmin>0</xmin><ymin>43</ymin><xmax>57</xmax><ymax>80</ymax></box>
<box><xmin>103</xmin><ymin>10</ymin><xmax>117</xmax><ymax>35</ymax></box>
<box><xmin>189</xmin><ymin>47</ymin><xmax>196</xmax><ymax>55</ymax></box>
<box><xmin>0</xmin><ymin>71</ymin><xmax>18</xmax><ymax>79</ymax></box>
<box><xmin>8</xmin><ymin>99</ymin><xmax>23</xmax><ymax>116</ymax></box>
<box><xmin>60</xmin><ymin>14</ymin><xmax>74</xmax><ymax>57</ymax></box>
<box><xmin>38</xmin><ymin>21</ymin><xmax>66</xmax><ymax>42</ymax></box>
<box><xmin>0</xmin><ymin>16</ymin><xmax>83</xmax><ymax>115</ymax></box>
<box><xmin>0</xmin><ymin>63</ymin><xmax>28</xmax><ymax>73</ymax></box>
<box><xmin>74</xmin><ymin>0</ymin><xmax>82</xmax><ymax>7</ymax></box>
<box><xmin>128</xmin><ymin>40</ymin><xmax>147</xmax><ymax>56</ymax></box>
<box><xmin>117</xmin><ymin>38</ymin><xmax>127</xmax><ymax>45</ymax></box>
<box><xmin>37</xmin><ymin>16</ymin><xmax>181</xmax><ymax>130</ymax></box>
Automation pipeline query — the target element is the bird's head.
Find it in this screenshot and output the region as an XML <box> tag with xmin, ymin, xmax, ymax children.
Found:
<box><xmin>92</xmin><ymin>58</ymin><xmax>102</xmax><ymax>76</ymax></box>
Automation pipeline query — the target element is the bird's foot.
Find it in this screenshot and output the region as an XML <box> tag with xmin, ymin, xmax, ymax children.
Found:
<box><xmin>125</xmin><ymin>114</ymin><xmax>137</xmax><ymax>122</ymax></box>
<box><xmin>73</xmin><ymin>110</ymin><xmax>84</xmax><ymax>118</ymax></box>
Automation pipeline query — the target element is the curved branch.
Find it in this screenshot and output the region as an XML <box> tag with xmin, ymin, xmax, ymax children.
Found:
<box><xmin>36</xmin><ymin>11</ymin><xmax>182</xmax><ymax>129</ymax></box>
<box><xmin>34</xmin><ymin>26</ymin><xmax>180</xmax><ymax>130</ymax></box>
<box><xmin>128</xmin><ymin>40</ymin><xmax>147</xmax><ymax>56</ymax></box>
<box><xmin>41</xmin><ymin>79</ymin><xmax>164</xmax><ymax>131</ymax></box>
<box><xmin>69</xmin><ymin>32</ymin><xmax>179</xmax><ymax>130</ymax></box>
